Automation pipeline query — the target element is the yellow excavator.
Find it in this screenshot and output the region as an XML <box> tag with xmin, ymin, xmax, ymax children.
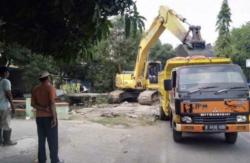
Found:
<box><xmin>108</xmin><ymin>5</ymin><xmax>193</xmax><ymax>105</ymax></box>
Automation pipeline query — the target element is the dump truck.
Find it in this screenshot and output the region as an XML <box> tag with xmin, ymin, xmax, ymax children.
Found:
<box><xmin>158</xmin><ymin>38</ymin><xmax>250</xmax><ymax>143</ymax></box>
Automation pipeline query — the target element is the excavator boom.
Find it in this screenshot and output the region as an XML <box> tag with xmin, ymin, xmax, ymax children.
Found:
<box><xmin>133</xmin><ymin>6</ymin><xmax>189</xmax><ymax>81</ymax></box>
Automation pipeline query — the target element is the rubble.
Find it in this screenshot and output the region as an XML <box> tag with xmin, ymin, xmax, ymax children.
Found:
<box><xmin>126</xmin><ymin>113</ymin><xmax>138</xmax><ymax>118</ymax></box>
<box><xmin>68</xmin><ymin>101</ymin><xmax>160</xmax><ymax>127</ymax></box>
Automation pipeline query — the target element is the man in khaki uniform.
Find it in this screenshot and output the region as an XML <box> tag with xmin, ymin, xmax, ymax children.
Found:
<box><xmin>0</xmin><ymin>66</ymin><xmax>17</xmax><ymax>146</ymax></box>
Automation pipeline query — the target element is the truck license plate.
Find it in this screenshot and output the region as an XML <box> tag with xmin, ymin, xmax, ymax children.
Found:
<box><xmin>204</xmin><ymin>124</ymin><xmax>226</xmax><ymax>131</ymax></box>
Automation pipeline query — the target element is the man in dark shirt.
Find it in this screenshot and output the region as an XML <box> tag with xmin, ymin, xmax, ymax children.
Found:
<box><xmin>31</xmin><ymin>71</ymin><xmax>63</xmax><ymax>163</ymax></box>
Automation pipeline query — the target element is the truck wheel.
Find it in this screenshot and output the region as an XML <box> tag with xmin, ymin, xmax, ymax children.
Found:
<box><xmin>173</xmin><ymin>128</ymin><xmax>182</xmax><ymax>142</ymax></box>
<box><xmin>159</xmin><ymin>106</ymin><xmax>169</xmax><ymax>121</ymax></box>
<box><xmin>225</xmin><ymin>132</ymin><xmax>238</xmax><ymax>144</ymax></box>
<box><xmin>172</xmin><ymin>121</ymin><xmax>182</xmax><ymax>142</ymax></box>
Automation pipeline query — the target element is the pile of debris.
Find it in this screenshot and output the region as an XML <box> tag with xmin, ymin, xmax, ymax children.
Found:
<box><xmin>69</xmin><ymin>101</ymin><xmax>160</xmax><ymax>127</ymax></box>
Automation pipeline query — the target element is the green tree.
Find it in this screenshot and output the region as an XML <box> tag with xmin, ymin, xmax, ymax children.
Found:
<box><xmin>84</xmin><ymin>17</ymin><xmax>142</xmax><ymax>92</ymax></box>
<box><xmin>230</xmin><ymin>22</ymin><xmax>250</xmax><ymax>80</ymax></box>
<box><xmin>215</xmin><ymin>0</ymin><xmax>232</xmax><ymax>57</ymax></box>
<box><xmin>93</xmin><ymin>17</ymin><xmax>142</xmax><ymax>72</ymax></box>
<box><xmin>0</xmin><ymin>14</ymin><xmax>144</xmax><ymax>93</ymax></box>
<box><xmin>0</xmin><ymin>0</ymin><xmax>144</xmax><ymax>60</ymax></box>
<box><xmin>84</xmin><ymin>60</ymin><xmax>117</xmax><ymax>92</ymax></box>
<box><xmin>22</xmin><ymin>55</ymin><xmax>58</xmax><ymax>92</ymax></box>
<box><xmin>149</xmin><ymin>40</ymin><xmax>175</xmax><ymax>64</ymax></box>
<box><xmin>0</xmin><ymin>42</ymin><xmax>58</xmax><ymax>92</ymax></box>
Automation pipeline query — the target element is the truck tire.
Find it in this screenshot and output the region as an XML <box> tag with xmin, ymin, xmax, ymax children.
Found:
<box><xmin>172</xmin><ymin>120</ymin><xmax>182</xmax><ymax>142</ymax></box>
<box><xmin>225</xmin><ymin>132</ymin><xmax>238</xmax><ymax>144</ymax></box>
<box><xmin>173</xmin><ymin>128</ymin><xmax>182</xmax><ymax>142</ymax></box>
<box><xmin>159</xmin><ymin>106</ymin><xmax>169</xmax><ymax>121</ymax></box>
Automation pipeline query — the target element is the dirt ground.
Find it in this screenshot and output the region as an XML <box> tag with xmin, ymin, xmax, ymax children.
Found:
<box><xmin>0</xmin><ymin>102</ymin><xmax>161</xmax><ymax>163</ymax></box>
<box><xmin>1</xmin><ymin>102</ymin><xmax>250</xmax><ymax>163</ymax></box>
<box><xmin>69</xmin><ymin>102</ymin><xmax>160</xmax><ymax>128</ymax></box>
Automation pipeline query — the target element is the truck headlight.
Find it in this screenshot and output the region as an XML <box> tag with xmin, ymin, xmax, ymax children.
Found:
<box><xmin>181</xmin><ymin>116</ymin><xmax>192</xmax><ymax>123</ymax></box>
<box><xmin>236</xmin><ymin>115</ymin><xmax>247</xmax><ymax>122</ymax></box>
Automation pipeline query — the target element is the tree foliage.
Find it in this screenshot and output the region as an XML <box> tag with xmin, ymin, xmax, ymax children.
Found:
<box><xmin>149</xmin><ymin>40</ymin><xmax>175</xmax><ymax>65</ymax></box>
<box><xmin>215</xmin><ymin>1</ymin><xmax>250</xmax><ymax>80</ymax></box>
<box><xmin>215</xmin><ymin>0</ymin><xmax>232</xmax><ymax>57</ymax></box>
<box><xmin>22</xmin><ymin>55</ymin><xmax>58</xmax><ymax>91</ymax></box>
<box><xmin>84</xmin><ymin>60</ymin><xmax>117</xmax><ymax>92</ymax></box>
<box><xmin>230</xmin><ymin>22</ymin><xmax>250</xmax><ymax>80</ymax></box>
<box><xmin>124</xmin><ymin>4</ymin><xmax>145</xmax><ymax>38</ymax></box>
<box><xmin>0</xmin><ymin>14</ymin><xmax>144</xmax><ymax>93</ymax></box>
<box><xmin>93</xmin><ymin>17</ymin><xmax>142</xmax><ymax>70</ymax></box>
<box><xmin>0</xmin><ymin>0</ymin><xmax>144</xmax><ymax>60</ymax></box>
<box><xmin>0</xmin><ymin>43</ymin><xmax>58</xmax><ymax>92</ymax></box>
<box><xmin>84</xmin><ymin>17</ymin><xmax>142</xmax><ymax>92</ymax></box>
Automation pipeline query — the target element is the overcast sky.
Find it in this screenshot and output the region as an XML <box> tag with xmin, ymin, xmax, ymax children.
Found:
<box><xmin>136</xmin><ymin>0</ymin><xmax>250</xmax><ymax>47</ymax></box>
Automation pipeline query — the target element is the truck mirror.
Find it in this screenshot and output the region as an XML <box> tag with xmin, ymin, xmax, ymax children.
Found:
<box><xmin>164</xmin><ymin>80</ymin><xmax>172</xmax><ymax>91</ymax></box>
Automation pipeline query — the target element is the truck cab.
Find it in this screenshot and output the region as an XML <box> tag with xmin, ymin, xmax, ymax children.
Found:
<box><xmin>159</xmin><ymin>57</ymin><xmax>250</xmax><ymax>143</ymax></box>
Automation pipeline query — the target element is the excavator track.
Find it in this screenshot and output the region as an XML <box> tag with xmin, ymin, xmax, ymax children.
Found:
<box><xmin>108</xmin><ymin>90</ymin><xmax>124</xmax><ymax>103</ymax></box>
<box><xmin>138</xmin><ymin>90</ymin><xmax>159</xmax><ymax>105</ymax></box>
<box><xmin>108</xmin><ymin>90</ymin><xmax>140</xmax><ymax>104</ymax></box>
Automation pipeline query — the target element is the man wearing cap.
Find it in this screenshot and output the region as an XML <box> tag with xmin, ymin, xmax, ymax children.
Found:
<box><xmin>31</xmin><ymin>71</ymin><xmax>63</xmax><ymax>163</ymax></box>
<box><xmin>0</xmin><ymin>66</ymin><xmax>17</xmax><ymax>146</ymax></box>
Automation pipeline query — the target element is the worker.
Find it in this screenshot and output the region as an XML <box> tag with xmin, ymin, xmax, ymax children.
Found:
<box><xmin>0</xmin><ymin>66</ymin><xmax>17</xmax><ymax>146</ymax></box>
<box><xmin>31</xmin><ymin>71</ymin><xmax>63</xmax><ymax>163</ymax></box>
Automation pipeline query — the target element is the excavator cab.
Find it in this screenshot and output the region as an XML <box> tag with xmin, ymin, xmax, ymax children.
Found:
<box><xmin>146</xmin><ymin>61</ymin><xmax>162</xmax><ymax>84</ymax></box>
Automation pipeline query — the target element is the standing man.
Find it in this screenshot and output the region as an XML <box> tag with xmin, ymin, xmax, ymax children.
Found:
<box><xmin>0</xmin><ymin>66</ymin><xmax>17</xmax><ymax>146</ymax></box>
<box><xmin>31</xmin><ymin>72</ymin><xmax>63</xmax><ymax>163</ymax></box>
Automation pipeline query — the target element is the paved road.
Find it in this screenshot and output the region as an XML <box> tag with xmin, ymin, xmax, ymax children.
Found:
<box><xmin>0</xmin><ymin>119</ymin><xmax>250</xmax><ymax>163</ymax></box>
